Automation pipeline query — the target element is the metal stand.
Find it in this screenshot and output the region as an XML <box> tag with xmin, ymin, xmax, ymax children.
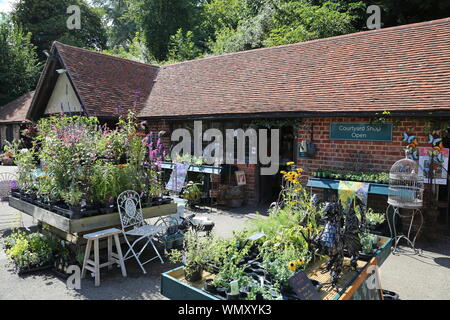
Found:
<box><xmin>386</xmin><ymin>205</ymin><xmax>423</xmax><ymax>255</ymax></box>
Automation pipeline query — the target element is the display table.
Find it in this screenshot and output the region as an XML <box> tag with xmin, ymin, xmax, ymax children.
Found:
<box><xmin>9</xmin><ymin>196</ymin><xmax>177</xmax><ymax>246</ymax></box>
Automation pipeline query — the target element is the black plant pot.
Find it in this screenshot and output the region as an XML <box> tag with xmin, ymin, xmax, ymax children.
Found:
<box><xmin>35</xmin><ymin>198</ymin><xmax>46</xmax><ymax>208</ymax></box>
<box><xmin>203</xmin><ymin>279</ymin><xmax>217</xmax><ymax>294</ymax></box>
<box><xmin>48</xmin><ymin>201</ymin><xmax>60</xmax><ymax>212</ymax></box>
<box><xmin>216</xmin><ymin>287</ymin><xmax>227</xmax><ymax>298</ymax></box>
<box><xmin>99</xmin><ymin>203</ymin><xmax>116</xmax><ymax>214</ymax></box>
<box><xmin>10</xmin><ymin>191</ymin><xmax>21</xmax><ymax>199</ymax></box>
<box><xmin>226</xmin><ymin>291</ymin><xmax>240</xmax><ymax>300</ymax></box>
<box><xmin>161</xmin><ymin>197</ymin><xmax>172</xmax><ymax>205</ymax></box>
<box><xmin>185</xmin><ymin>267</ymin><xmax>202</xmax><ymax>282</ymax></box>
<box><xmin>239</xmin><ymin>287</ymin><xmax>250</xmax><ymax>299</ymax></box>
<box><xmin>152</xmin><ymin>197</ymin><xmax>163</xmax><ymax>206</ymax></box>
<box><xmin>67</xmin><ymin>205</ymin><xmax>82</xmax><ymax>219</ymax></box>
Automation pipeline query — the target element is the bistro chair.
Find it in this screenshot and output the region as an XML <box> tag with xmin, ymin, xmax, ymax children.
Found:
<box><xmin>117</xmin><ymin>190</ymin><xmax>167</xmax><ymax>274</ymax></box>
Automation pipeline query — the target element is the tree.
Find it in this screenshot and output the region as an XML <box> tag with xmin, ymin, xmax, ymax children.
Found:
<box><xmin>129</xmin><ymin>0</ymin><xmax>200</xmax><ymax>61</ymax></box>
<box><xmin>204</xmin><ymin>0</ymin><xmax>276</xmax><ymax>55</ymax></box>
<box><xmin>375</xmin><ymin>0</ymin><xmax>450</xmax><ymax>27</ymax></box>
<box><xmin>92</xmin><ymin>0</ymin><xmax>138</xmax><ymax>48</ymax></box>
<box><xmin>166</xmin><ymin>28</ymin><xmax>202</xmax><ymax>63</ymax></box>
<box><xmin>264</xmin><ymin>1</ymin><xmax>359</xmax><ymax>47</ymax></box>
<box><xmin>0</xmin><ymin>14</ymin><xmax>41</xmax><ymax>106</ymax></box>
<box><xmin>102</xmin><ymin>32</ymin><xmax>152</xmax><ymax>63</ymax></box>
<box><xmin>12</xmin><ymin>0</ymin><xmax>107</xmax><ymax>61</ymax></box>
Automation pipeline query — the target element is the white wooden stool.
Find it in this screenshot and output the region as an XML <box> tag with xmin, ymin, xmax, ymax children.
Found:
<box><xmin>81</xmin><ymin>228</ymin><xmax>127</xmax><ymax>286</ymax></box>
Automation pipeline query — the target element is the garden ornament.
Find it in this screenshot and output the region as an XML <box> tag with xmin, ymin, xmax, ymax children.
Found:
<box><xmin>301</xmin><ymin>197</ymin><xmax>366</xmax><ymax>287</ymax></box>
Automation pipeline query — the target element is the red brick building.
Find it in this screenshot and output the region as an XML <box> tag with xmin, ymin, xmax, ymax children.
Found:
<box><xmin>26</xmin><ymin>18</ymin><xmax>450</xmax><ymax>233</ymax></box>
<box><xmin>0</xmin><ymin>91</ymin><xmax>34</xmax><ymax>150</ymax></box>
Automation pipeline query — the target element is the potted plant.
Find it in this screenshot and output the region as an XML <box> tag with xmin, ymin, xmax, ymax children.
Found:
<box><xmin>182</xmin><ymin>181</ymin><xmax>202</xmax><ymax>208</ymax></box>
<box><xmin>60</xmin><ymin>185</ymin><xmax>84</xmax><ymax>219</ymax></box>
<box><xmin>168</xmin><ymin>231</ymin><xmax>212</xmax><ymax>282</ymax></box>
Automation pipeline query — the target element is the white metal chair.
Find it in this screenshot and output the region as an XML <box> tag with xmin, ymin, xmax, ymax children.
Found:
<box><xmin>117</xmin><ymin>190</ymin><xmax>167</xmax><ymax>274</ymax></box>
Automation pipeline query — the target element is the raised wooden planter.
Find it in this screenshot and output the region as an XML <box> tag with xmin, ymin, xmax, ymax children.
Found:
<box><xmin>161</xmin><ymin>236</ymin><xmax>392</xmax><ymax>301</ymax></box>
<box><xmin>9</xmin><ymin>196</ymin><xmax>177</xmax><ymax>245</ymax></box>
<box><xmin>161</xmin><ymin>268</ymin><xmax>220</xmax><ymax>300</ymax></box>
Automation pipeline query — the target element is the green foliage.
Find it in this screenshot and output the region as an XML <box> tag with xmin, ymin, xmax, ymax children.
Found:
<box><xmin>182</xmin><ymin>181</ymin><xmax>202</xmax><ymax>206</ymax></box>
<box><xmin>363</xmin><ymin>208</ymin><xmax>385</xmax><ymax>227</ymax></box>
<box><xmin>0</xmin><ymin>14</ymin><xmax>41</xmax><ymax>106</ymax></box>
<box><xmin>168</xmin><ymin>231</ymin><xmax>218</xmax><ymax>279</ymax></box>
<box><xmin>313</xmin><ymin>168</ymin><xmax>389</xmax><ymax>184</ymax></box>
<box><xmin>4</xmin><ymin>141</ymin><xmax>36</xmax><ymax>190</ymax></box>
<box><xmin>166</xmin><ymin>28</ymin><xmax>202</xmax><ymax>63</ymax></box>
<box><xmin>92</xmin><ymin>0</ymin><xmax>138</xmax><ymax>48</ymax></box>
<box><xmin>264</xmin><ymin>1</ymin><xmax>358</xmax><ymax>47</ymax></box>
<box><xmin>10</xmin><ymin>113</ymin><xmax>164</xmax><ymax>206</ymax></box>
<box><xmin>101</xmin><ymin>32</ymin><xmax>150</xmax><ymax>63</ymax></box>
<box><xmin>4</xmin><ymin>230</ymin><xmax>65</xmax><ymax>270</ymax></box>
<box><xmin>129</xmin><ymin>0</ymin><xmax>200</xmax><ymax>61</ymax></box>
<box><xmin>12</xmin><ymin>0</ymin><xmax>107</xmax><ymax>61</ymax></box>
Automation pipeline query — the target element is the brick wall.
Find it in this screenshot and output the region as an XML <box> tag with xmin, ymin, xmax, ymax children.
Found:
<box><xmin>145</xmin><ymin>116</ymin><xmax>435</xmax><ymax>208</ymax></box>
<box><xmin>145</xmin><ymin>119</ymin><xmax>171</xmax><ymax>153</ymax></box>
<box><xmin>297</xmin><ymin>117</ymin><xmax>428</xmax><ymax>176</ymax></box>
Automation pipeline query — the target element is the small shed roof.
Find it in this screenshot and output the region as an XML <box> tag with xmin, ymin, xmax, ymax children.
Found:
<box><xmin>0</xmin><ymin>91</ymin><xmax>34</xmax><ymax>124</ymax></box>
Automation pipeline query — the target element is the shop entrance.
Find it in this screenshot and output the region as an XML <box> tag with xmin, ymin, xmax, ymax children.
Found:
<box><xmin>258</xmin><ymin>125</ymin><xmax>295</xmax><ymax>204</ymax></box>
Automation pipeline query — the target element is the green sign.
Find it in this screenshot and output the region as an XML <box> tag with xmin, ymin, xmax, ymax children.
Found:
<box><xmin>330</xmin><ymin>122</ymin><xmax>392</xmax><ymax>142</ymax></box>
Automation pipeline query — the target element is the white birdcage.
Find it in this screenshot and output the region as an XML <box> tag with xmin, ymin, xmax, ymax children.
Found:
<box><xmin>388</xmin><ymin>155</ymin><xmax>424</xmax><ymax>209</ymax></box>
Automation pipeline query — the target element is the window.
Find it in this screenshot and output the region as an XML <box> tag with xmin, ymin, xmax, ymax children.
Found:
<box><xmin>6</xmin><ymin>126</ymin><xmax>14</xmax><ymax>143</ymax></box>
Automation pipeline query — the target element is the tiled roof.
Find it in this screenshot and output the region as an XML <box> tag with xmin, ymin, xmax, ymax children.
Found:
<box><xmin>0</xmin><ymin>91</ymin><xmax>34</xmax><ymax>123</ymax></box>
<box><xmin>54</xmin><ymin>42</ymin><xmax>159</xmax><ymax>117</ymax></box>
<box><xmin>139</xmin><ymin>18</ymin><xmax>450</xmax><ymax>119</ymax></box>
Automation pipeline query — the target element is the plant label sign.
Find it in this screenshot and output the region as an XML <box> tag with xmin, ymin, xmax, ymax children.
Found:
<box><xmin>288</xmin><ymin>271</ymin><xmax>321</xmax><ymax>300</ymax></box>
<box><xmin>330</xmin><ymin>122</ymin><xmax>393</xmax><ymax>142</ymax></box>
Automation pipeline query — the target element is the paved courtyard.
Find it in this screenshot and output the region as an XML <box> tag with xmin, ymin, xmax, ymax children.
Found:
<box><xmin>0</xmin><ymin>166</ymin><xmax>449</xmax><ymax>300</ymax></box>
<box><xmin>1</xmin><ymin>202</ymin><xmax>449</xmax><ymax>300</ymax></box>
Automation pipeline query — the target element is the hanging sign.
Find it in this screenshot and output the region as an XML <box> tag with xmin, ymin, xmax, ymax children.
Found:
<box><xmin>330</xmin><ymin>123</ymin><xmax>392</xmax><ymax>142</ymax></box>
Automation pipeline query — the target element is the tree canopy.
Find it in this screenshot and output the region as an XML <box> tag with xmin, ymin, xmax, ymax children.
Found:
<box><xmin>0</xmin><ymin>13</ymin><xmax>41</xmax><ymax>106</ymax></box>
<box><xmin>1</xmin><ymin>0</ymin><xmax>449</xmax><ymax>106</ymax></box>
<box><xmin>12</xmin><ymin>0</ymin><xmax>107</xmax><ymax>61</ymax></box>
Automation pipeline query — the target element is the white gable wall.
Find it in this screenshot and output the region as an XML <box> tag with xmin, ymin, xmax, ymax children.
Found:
<box><xmin>45</xmin><ymin>73</ymin><xmax>83</xmax><ymax>114</ymax></box>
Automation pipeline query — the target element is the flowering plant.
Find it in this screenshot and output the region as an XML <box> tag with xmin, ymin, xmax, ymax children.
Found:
<box><xmin>15</xmin><ymin>112</ymin><xmax>165</xmax><ymax>211</ymax></box>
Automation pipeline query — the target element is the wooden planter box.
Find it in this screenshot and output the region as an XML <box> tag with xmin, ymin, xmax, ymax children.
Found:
<box><xmin>9</xmin><ymin>196</ymin><xmax>177</xmax><ymax>245</ymax></box>
<box><xmin>161</xmin><ymin>236</ymin><xmax>392</xmax><ymax>301</ymax></box>
<box><xmin>161</xmin><ymin>267</ymin><xmax>220</xmax><ymax>300</ymax></box>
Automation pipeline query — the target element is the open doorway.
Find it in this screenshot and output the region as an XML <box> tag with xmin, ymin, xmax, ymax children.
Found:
<box><xmin>258</xmin><ymin>125</ymin><xmax>295</xmax><ymax>204</ymax></box>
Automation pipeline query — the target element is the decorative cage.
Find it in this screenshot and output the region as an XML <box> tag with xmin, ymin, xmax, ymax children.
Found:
<box><xmin>388</xmin><ymin>156</ymin><xmax>424</xmax><ymax>209</ymax></box>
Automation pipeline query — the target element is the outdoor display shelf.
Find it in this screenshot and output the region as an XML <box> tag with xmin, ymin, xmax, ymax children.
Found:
<box><xmin>306</xmin><ymin>178</ymin><xmax>389</xmax><ymax>195</ymax></box>
<box><xmin>161</xmin><ymin>162</ymin><xmax>222</xmax><ymax>175</ymax></box>
<box><xmin>161</xmin><ymin>236</ymin><xmax>392</xmax><ymax>300</ymax></box>
<box><xmin>8</xmin><ymin>196</ymin><xmax>177</xmax><ymax>244</ymax></box>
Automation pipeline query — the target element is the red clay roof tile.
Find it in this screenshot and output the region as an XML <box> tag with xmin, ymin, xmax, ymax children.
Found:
<box><xmin>139</xmin><ymin>17</ymin><xmax>450</xmax><ymax>118</ymax></box>
<box><xmin>0</xmin><ymin>91</ymin><xmax>34</xmax><ymax>123</ymax></box>
<box><xmin>54</xmin><ymin>42</ymin><xmax>159</xmax><ymax>117</ymax></box>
